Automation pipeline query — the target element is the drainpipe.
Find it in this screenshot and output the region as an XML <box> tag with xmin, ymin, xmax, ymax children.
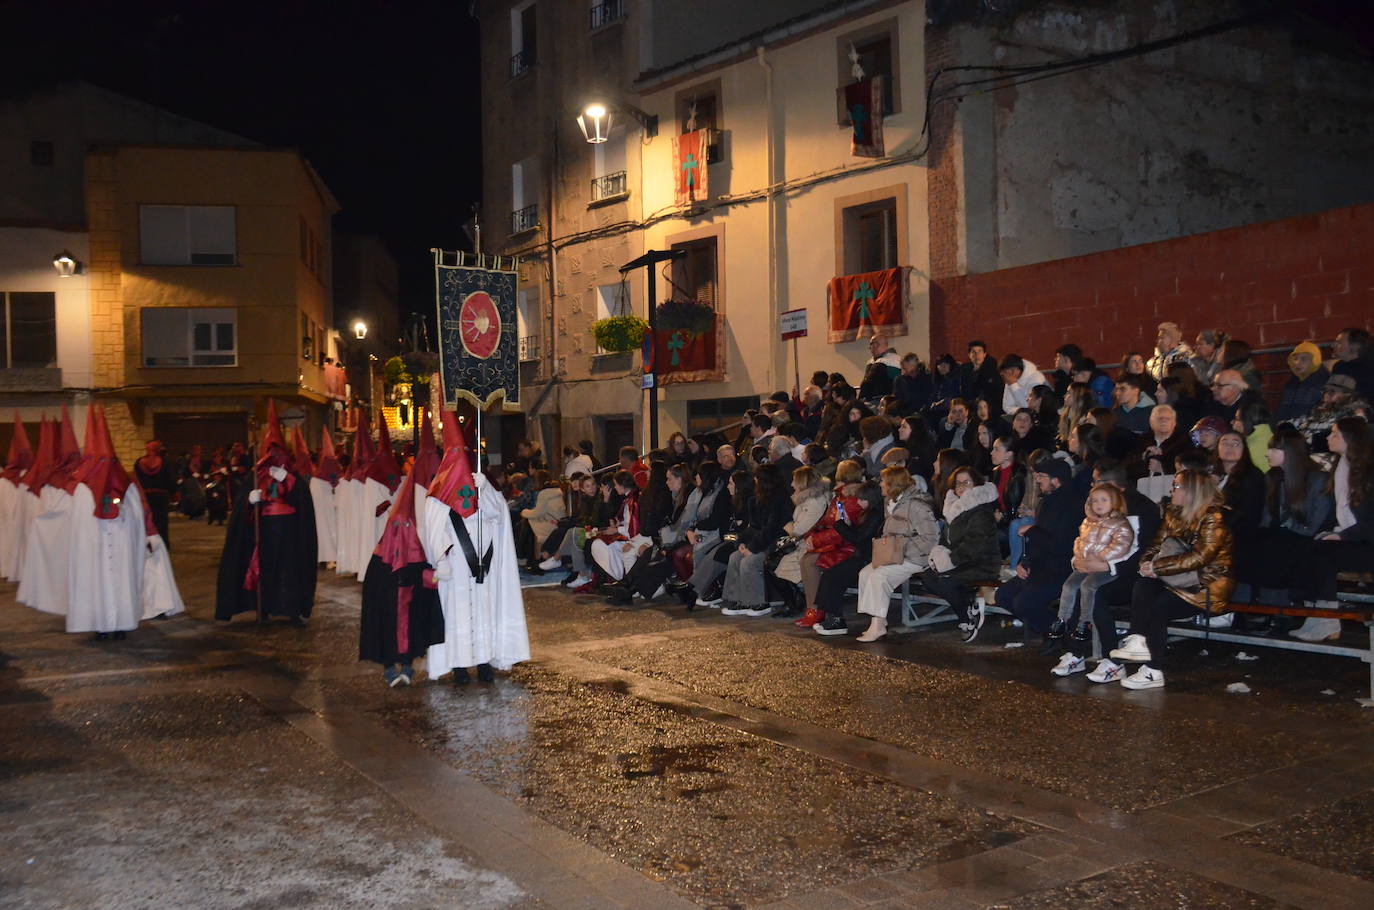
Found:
<box><xmin>757</xmin><ymin>46</ymin><xmax>778</xmax><ymax>393</ymax></box>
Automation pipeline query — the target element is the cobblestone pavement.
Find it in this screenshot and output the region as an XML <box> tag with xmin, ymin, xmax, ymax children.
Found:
<box><xmin>2</xmin><ymin>516</ymin><xmax>1373</xmax><ymax>909</ymax></box>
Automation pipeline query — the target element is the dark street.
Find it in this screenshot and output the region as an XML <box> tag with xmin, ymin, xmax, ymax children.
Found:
<box><xmin>3</xmin><ymin>517</ymin><xmax>1372</xmax><ymax>909</ymax></box>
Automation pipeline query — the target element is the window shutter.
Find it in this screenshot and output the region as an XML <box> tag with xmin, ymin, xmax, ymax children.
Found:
<box><xmin>188</xmin><ymin>206</ymin><xmax>236</xmax><ymax>264</ymax></box>
<box><xmin>140</xmin><ymin>206</ymin><xmax>190</xmax><ymax>265</ymax></box>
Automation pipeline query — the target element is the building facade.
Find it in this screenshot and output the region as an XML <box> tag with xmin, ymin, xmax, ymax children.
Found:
<box><xmin>477</xmin><ymin>0</ymin><xmax>927</xmax><ymax>456</ymax></box>
<box><xmin>0</xmin><ymin>83</ymin><xmax>347</xmax><ymax>462</ymax></box>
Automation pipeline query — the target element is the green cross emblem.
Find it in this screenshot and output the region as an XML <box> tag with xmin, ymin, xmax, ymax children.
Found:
<box><xmin>853</xmin><ymin>281</ymin><xmax>876</xmax><ymax>321</ymax></box>
<box><xmin>850</xmin><ymin>103</ymin><xmax>867</xmax><ymax>142</ymax></box>
<box><xmin>667</xmin><ymin>331</ymin><xmax>686</xmax><ymax>366</ymax></box>
<box><xmin>682</xmin><ymin>152</ymin><xmax>699</xmax><ymax>189</ymax></box>
<box><xmin>457</xmin><ymin>484</ymin><xmax>476</xmax><ymax>510</ymax></box>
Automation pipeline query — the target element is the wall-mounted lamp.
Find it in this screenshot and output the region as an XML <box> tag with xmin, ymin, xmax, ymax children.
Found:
<box><xmin>353</xmin><ymin>320</ymin><xmax>368</xmax><ymax>340</ymax></box>
<box><xmin>577</xmin><ymin>101</ymin><xmax>658</xmax><ymax>144</ymax></box>
<box><xmin>53</xmin><ymin>250</ymin><xmax>82</xmax><ymax>278</ymax></box>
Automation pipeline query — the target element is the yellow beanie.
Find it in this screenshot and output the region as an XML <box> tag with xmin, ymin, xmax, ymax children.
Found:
<box><xmin>1288</xmin><ymin>341</ymin><xmax>1322</xmax><ymax>379</ymax></box>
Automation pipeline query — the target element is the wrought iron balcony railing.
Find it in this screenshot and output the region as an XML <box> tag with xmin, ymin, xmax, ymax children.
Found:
<box><xmin>511</xmin><ymin>203</ymin><xmax>538</xmax><ymax>234</ymax></box>
<box><xmin>519</xmin><ymin>334</ymin><xmax>539</xmax><ymax>362</ymax></box>
<box><xmin>509</xmin><ymin>49</ymin><xmax>534</xmax><ymax>79</ymax></box>
<box><xmin>590</xmin><ymin>0</ymin><xmax>624</xmax><ymax>30</ymax></box>
<box><xmin>590</xmin><ymin>170</ymin><xmax>627</xmax><ymax>202</ymax></box>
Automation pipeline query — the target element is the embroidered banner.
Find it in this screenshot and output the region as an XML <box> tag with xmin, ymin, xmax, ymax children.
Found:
<box><xmin>844</xmin><ymin>76</ymin><xmax>885</xmax><ymax>158</ymax></box>
<box><xmin>674</xmin><ymin>129</ymin><xmax>710</xmax><ymax>206</ymax></box>
<box><xmin>826</xmin><ymin>267</ymin><xmax>908</xmax><ymax>343</ymax></box>
<box><xmin>651</xmin><ymin>316</ymin><xmax>725</xmax><ymax>385</ymax></box>
<box><xmin>436</xmin><ymin>261</ymin><xmax>519</xmax><ymax>408</ymax></box>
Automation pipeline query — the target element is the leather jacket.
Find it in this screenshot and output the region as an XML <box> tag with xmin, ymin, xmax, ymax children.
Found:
<box><xmin>1141</xmin><ymin>502</ymin><xmax>1235</xmax><ymax>612</ymax></box>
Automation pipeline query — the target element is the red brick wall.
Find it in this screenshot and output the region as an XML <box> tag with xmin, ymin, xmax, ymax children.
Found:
<box><xmin>930</xmin><ymin>203</ymin><xmax>1374</xmax><ymax>392</ymax></box>
<box><xmin>925</xmin><ymin>25</ymin><xmax>959</xmax><ymax>282</ymax></box>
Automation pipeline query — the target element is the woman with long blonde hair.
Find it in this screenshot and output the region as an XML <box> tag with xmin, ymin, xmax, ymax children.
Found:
<box><xmin>1106</xmin><ymin>469</ymin><xmax>1232</xmax><ymax>689</ymax></box>
<box><xmin>1057</xmin><ymin>382</ymin><xmax>1095</xmax><ymax>448</ymax></box>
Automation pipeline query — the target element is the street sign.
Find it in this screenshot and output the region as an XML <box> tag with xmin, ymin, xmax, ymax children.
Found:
<box><xmin>641</xmin><ymin>373</ymin><xmax>655</xmax><ymax>389</ymax></box>
<box><xmin>780</xmin><ymin>308</ymin><xmax>808</xmax><ymax>340</ymax></box>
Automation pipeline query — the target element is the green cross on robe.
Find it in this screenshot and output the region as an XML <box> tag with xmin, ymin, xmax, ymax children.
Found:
<box><xmin>853</xmin><ymin>281</ymin><xmax>876</xmax><ymax>321</ymax></box>
<box><xmin>457</xmin><ymin>484</ymin><xmax>476</xmax><ymax>510</ymax></box>
<box><xmin>667</xmin><ymin>331</ymin><xmax>686</xmax><ymax>366</ymax></box>
<box><xmin>682</xmin><ymin>152</ymin><xmax>699</xmax><ymax>189</ymax></box>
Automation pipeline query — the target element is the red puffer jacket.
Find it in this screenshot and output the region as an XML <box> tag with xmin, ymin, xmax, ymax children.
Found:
<box><xmin>807</xmin><ymin>494</ymin><xmax>863</xmax><ymax>569</ymax></box>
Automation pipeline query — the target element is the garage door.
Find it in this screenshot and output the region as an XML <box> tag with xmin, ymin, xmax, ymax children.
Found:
<box><xmin>153</xmin><ymin>412</ymin><xmax>249</xmax><ymax>460</ymax></box>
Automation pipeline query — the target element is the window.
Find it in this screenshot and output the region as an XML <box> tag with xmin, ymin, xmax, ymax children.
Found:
<box><xmin>669</xmin><ymin>237</ymin><xmax>717</xmax><ymax>306</ymax></box>
<box><xmin>837</xmin><ymin>22</ymin><xmax>900</xmax><ymax>122</ymax></box>
<box><xmin>141</xmin><ymin>307</ymin><xmax>237</xmax><ymax>367</ymax></box>
<box><xmin>856</xmin><ymin>201</ymin><xmax>898</xmax><ymax>273</ymax></box>
<box><xmin>516</xmin><ymin>288</ymin><xmax>539</xmax><ymax>361</ymax></box>
<box><xmin>589</xmin><ymin>0</ymin><xmax>624</xmax><ymax>30</ymax></box>
<box><xmin>511</xmin><ymin>156</ymin><xmax>539</xmax><ymax>233</ymax></box>
<box><xmin>837</xmin><ymin>187</ymin><xmax>906</xmax><ymax>276</ymax></box>
<box><xmin>675</xmin><ymin>84</ymin><xmax>724</xmax><ymax>163</ymax></box>
<box><xmin>0</xmin><ymin>292</ymin><xmax>57</xmax><ymax>368</ymax></box>
<box><xmin>30</xmin><ymin>140</ymin><xmax>54</xmax><ymax>167</ymax></box>
<box><xmin>686</xmin><ymin>396</ymin><xmax>757</xmax><ymax>436</ymax></box>
<box><xmin>139</xmin><ymin>205</ymin><xmax>236</xmax><ymax>266</ymax></box>
<box><xmin>594</xmin><ymin>282</ymin><xmax>625</xmax><ymax>354</ymax></box>
<box><xmin>590</xmin><ymin>131</ymin><xmax>627</xmax><ymax>202</ymax></box>
<box><xmin>510</xmin><ymin>2</ymin><xmax>536</xmax><ymax>77</ymax></box>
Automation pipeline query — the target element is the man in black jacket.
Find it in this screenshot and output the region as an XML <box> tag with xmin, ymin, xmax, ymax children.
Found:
<box><xmin>994</xmin><ymin>457</ymin><xmax>1085</xmax><ymax>636</ymax></box>
<box><xmin>958</xmin><ymin>340</ymin><xmax>1002</xmax><ymax>413</ymax></box>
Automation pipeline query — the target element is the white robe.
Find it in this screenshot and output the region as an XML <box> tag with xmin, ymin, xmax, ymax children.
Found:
<box><xmin>309</xmin><ymin>476</ymin><xmax>337</xmax><ymax>564</ymax></box>
<box><xmin>65</xmin><ymin>486</ymin><xmax>146</xmax><ymax>634</ymax></box>
<box><xmin>141</xmin><ymin>534</ymin><xmax>185</xmax><ymax>620</ymax></box>
<box><xmin>17</xmin><ymin>486</ymin><xmax>73</xmax><ymax>614</ymax></box>
<box><xmin>334</xmin><ymin>478</ymin><xmax>360</xmax><ymax>575</ymax></box>
<box><xmin>0</xmin><ymin>477</ymin><xmax>23</xmax><ymax>579</ymax></box>
<box><xmin>354</xmin><ymin>477</ymin><xmax>393</xmax><ymax>582</ymax></box>
<box><xmin>6</xmin><ymin>484</ymin><xmax>43</xmax><ymax>583</ymax></box>
<box><xmin>425</xmin><ymin>475</ymin><xmax>530</xmax><ymax>674</ymax></box>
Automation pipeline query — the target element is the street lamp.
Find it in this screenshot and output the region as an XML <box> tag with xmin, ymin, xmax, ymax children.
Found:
<box><xmin>353</xmin><ymin>320</ymin><xmax>368</xmax><ymax>340</ymax></box>
<box><xmin>577</xmin><ymin>100</ymin><xmax>658</xmax><ymax>143</ymax></box>
<box><xmin>52</xmin><ymin>250</ymin><xmax>81</xmax><ymax>278</ymax></box>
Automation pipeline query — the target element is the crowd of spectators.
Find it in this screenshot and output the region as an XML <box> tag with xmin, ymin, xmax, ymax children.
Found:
<box><xmin>500</xmin><ymin>325</ymin><xmax>1374</xmax><ymax>691</ymax></box>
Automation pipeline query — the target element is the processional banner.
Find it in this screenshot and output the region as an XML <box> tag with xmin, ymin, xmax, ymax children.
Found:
<box><xmin>826</xmin><ymin>266</ymin><xmax>909</xmax><ymax>343</ymax></box>
<box><xmin>435</xmin><ymin>256</ymin><xmax>520</xmax><ymax>408</ymax></box>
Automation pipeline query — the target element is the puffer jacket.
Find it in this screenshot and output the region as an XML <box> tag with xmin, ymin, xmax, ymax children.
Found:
<box><xmin>1072</xmin><ymin>514</ymin><xmax>1135</xmax><ymax>563</ymax></box>
<box><xmin>933</xmin><ymin>482</ymin><xmax>1002</xmax><ymax>581</ymax></box>
<box><xmin>881</xmin><ymin>485</ymin><xmax>939</xmax><ymax>566</ymax></box>
<box><xmin>1142</xmin><ymin>501</ymin><xmax>1235</xmax><ymax>611</ymax></box>
<box><xmin>785</xmin><ymin>485</ymin><xmax>830</xmax><ymax>538</ymax></box>
<box><xmin>807</xmin><ymin>484</ymin><xmax>864</xmax><ymax>570</ymax></box>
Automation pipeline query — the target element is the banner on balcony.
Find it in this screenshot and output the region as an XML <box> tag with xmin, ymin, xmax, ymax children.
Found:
<box><xmin>844</xmin><ymin>76</ymin><xmax>885</xmax><ymax>158</ymax></box>
<box><xmin>674</xmin><ymin>129</ymin><xmax>710</xmax><ymax>206</ymax></box>
<box><xmin>827</xmin><ymin>266</ymin><xmax>909</xmax><ymax>343</ymax></box>
<box><xmin>651</xmin><ymin>318</ymin><xmax>725</xmax><ymax>385</ymax></box>
<box><xmin>435</xmin><ymin>257</ymin><xmax>520</xmax><ymax>408</ymax></box>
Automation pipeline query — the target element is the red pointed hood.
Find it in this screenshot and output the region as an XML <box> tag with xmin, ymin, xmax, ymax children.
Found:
<box><xmin>316</xmin><ymin>429</ymin><xmax>342</xmax><ymax>486</ymax></box>
<box><xmin>372</xmin><ymin>471</ymin><xmax>427</xmax><ymax>571</ymax></box>
<box><xmin>63</xmin><ymin>407</ymin><xmax>100</xmax><ymax>495</ymax></box>
<box><xmin>258</xmin><ymin>400</ymin><xmax>287</xmax><ymax>459</ymax></box>
<box><xmin>428</xmin><ymin>410</ymin><xmax>479</xmax><ymax>517</ymax></box>
<box><xmin>81</xmin><ymin>406</ymin><xmax>134</xmax><ymax>519</ymax></box>
<box><xmin>410</xmin><ymin>405</ymin><xmax>440</xmax><ymax>489</ymax></box>
<box><xmin>347</xmin><ymin>409</ymin><xmax>375</xmax><ymax>481</ymax></box>
<box><xmin>366</xmin><ymin>416</ymin><xmax>402</xmax><ymax>493</ymax></box>
<box><xmin>291</xmin><ymin>426</ymin><xmax>314</xmax><ymax>478</ymax></box>
<box><xmin>47</xmin><ymin>404</ymin><xmax>83</xmax><ymax>490</ymax></box>
<box><xmin>4</xmin><ymin>412</ymin><xmax>33</xmax><ymax>482</ymax></box>
<box><xmin>20</xmin><ymin>417</ymin><xmax>54</xmax><ymax>492</ymax></box>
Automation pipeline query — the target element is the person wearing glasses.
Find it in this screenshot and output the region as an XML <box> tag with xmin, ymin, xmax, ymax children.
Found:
<box><xmin>918</xmin><ymin>466</ymin><xmax>1003</xmax><ymax>642</ymax></box>
<box><xmin>1203</xmin><ymin>369</ymin><xmax>1259</xmax><ymax>425</ymax></box>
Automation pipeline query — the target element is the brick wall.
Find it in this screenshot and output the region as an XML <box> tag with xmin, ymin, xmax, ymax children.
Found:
<box><xmin>930</xmin><ymin>203</ymin><xmax>1374</xmax><ymax>393</ymax></box>
<box><xmin>925</xmin><ymin>25</ymin><xmax>959</xmax><ymax>283</ymax></box>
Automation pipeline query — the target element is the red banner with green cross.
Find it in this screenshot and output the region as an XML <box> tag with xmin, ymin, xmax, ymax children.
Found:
<box><xmin>844</xmin><ymin>76</ymin><xmax>885</xmax><ymax>158</ymax></box>
<box><xmin>826</xmin><ymin>266</ymin><xmax>908</xmax><ymax>343</ymax></box>
<box><xmin>674</xmin><ymin>129</ymin><xmax>710</xmax><ymax>206</ymax></box>
<box><xmin>651</xmin><ymin>318</ymin><xmax>725</xmax><ymax>384</ymax></box>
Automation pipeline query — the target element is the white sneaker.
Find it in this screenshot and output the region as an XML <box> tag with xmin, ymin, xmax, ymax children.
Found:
<box><xmin>721</xmin><ymin>603</ymin><xmax>751</xmax><ymax>615</ymax></box>
<box><xmin>959</xmin><ymin>600</ymin><xmax>985</xmax><ymax>643</ymax></box>
<box><xmin>538</xmin><ymin>555</ymin><xmax>563</xmax><ymax>571</ymax></box>
<box><xmin>743</xmin><ymin>604</ymin><xmax>773</xmax><ymax>617</ymax></box>
<box><xmin>570</xmin><ymin>574</ymin><xmax>593</xmax><ymax>588</ymax></box>
<box><xmin>1109</xmin><ymin>634</ymin><xmax>1151</xmax><ymax>663</ymax></box>
<box><xmin>1201</xmin><ymin>612</ymin><xmax>1234</xmax><ymax>629</ymax></box>
<box><xmin>1051</xmin><ymin>653</ymin><xmax>1087</xmax><ymax>677</ymax></box>
<box><xmin>695</xmin><ymin>594</ymin><xmax>723</xmax><ymax>607</ymax></box>
<box><xmin>856</xmin><ymin>617</ymin><xmax>887</xmax><ymax>642</ymax></box>
<box><xmin>1121</xmin><ymin>665</ymin><xmax>1165</xmax><ymax>690</ymax></box>
<box><xmin>1087</xmin><ymin>659</ymin><xmax>1125</xmax><ymax>684</ymax></box>
<box><xmin>1291</xmin><ymin>617</ymin><xmax>1341</xmax><ymax>642</ymax></box>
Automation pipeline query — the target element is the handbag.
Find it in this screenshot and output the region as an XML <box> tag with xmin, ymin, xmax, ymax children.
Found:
<box><xmin>870</xmin><ymin>535</ymin><xmax>906</xmax><ymax>567</ymax></box>
<box><xmin>1154</xmin><ymin>536</ymin><xmax>1199</xmax><ymax>589</ymax></box>
<box><xmin>1137</xmin><ymin>473</ymin><xmax>1173</xmax><ymax>504</ymax></box>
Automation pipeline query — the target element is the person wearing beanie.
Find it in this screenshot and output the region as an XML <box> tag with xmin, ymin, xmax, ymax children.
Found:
<box><xmin>1274</xmin><ymin>341</ymin><xmax>1330</xmax><ymax>424</ymax></box>
<box><xmin>994</xmin><ymin>455</ymin><xmax>1087</xmax><ymax>641</ymax></box>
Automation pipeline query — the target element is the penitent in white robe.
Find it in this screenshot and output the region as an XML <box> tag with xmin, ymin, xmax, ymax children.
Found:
<box><xmin>6</xmin><ymin>484</ymin><xmax>44</xmax><ymax>583</ymax></box>
<box><xmin>424</xmin><ymin>474</ymin><xmax>530</xmax><ymax>675</ymax></box>
<box><xmin>354</xmin><ymin>477</ymin><xmax>393</xmax><ymax>583</ymax></box>
<box><xmin>0</xmin><ymin>477</ymin><xmax>24</xmax><ymax>580</ymax></box>
<box><xmin>65</xmin><ymin>485</ymin><xmax>147</xmax><ymax>634</ymax></box>
<box><xmin>141</xmin><ymin>534</ymin><xmax>184</xmax><ymax>620</ymax></box>
<box><xmin>309</xmin><ymin>477</ymin><xmax>337</xmax><ymax>564</ymax></box>
<box><xmin>334</xmin><ymin>478</ymin><xmax>360</xmax><ymax>575</ymax></box>
<box><xmin>17</xmin><ymin>486</ymin><xmax>74</xmax><ymax>614</ymax></box>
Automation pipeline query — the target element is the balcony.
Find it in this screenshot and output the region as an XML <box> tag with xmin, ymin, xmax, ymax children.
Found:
<box><xmin>510</xmin><ymin>204</ymin><xmax>539</xmax><ymax>235</ymax></box>
<box><xmin>518</xmin><ymin>334</ymin><xmax>540</xmax><ymax>362</ymax></box>
<box><xmin>590</xmin><ymin>170</ymin><xmax>628</xmax><ymax>203</ymax></box>
<box><xmin>509</xmin><ymin>49</ymin><xmax>534</xmax><ymax>79</ymax></box>
<box><xmin>0</xmin><ymin>367</ymin><xmax>61</xmax><ymax>391</ymax></box>
<box><xmin>589</xmin><ymin>0</ymin><xmax>624</xmax><ymax>30</ymax></box>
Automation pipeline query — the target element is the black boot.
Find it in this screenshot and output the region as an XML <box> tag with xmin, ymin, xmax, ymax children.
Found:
<box><xmin>452</xmin><ymin>667</ymin><xmax>471</xmax><ymax>685</ymax></box>
<box><xmin>1038</xmin><ymin>619</ymin><xmax>1069</xmax><ymax>656</ymax></box>
<box><xmin>1071</xmin><ymin>621</ymin><xmax>1093</xmax><ymax>656</ymax></box>
<box><xmin>477</xmin><ymin>663</ymin><xmax>495</xmax><ymax>683</ymax></box>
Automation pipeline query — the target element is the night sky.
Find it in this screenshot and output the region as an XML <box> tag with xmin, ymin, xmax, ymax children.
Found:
<box><xmin>1</xmin><ymin>0</ymin><xmax>483</xmax><ymax>316</ymax></box>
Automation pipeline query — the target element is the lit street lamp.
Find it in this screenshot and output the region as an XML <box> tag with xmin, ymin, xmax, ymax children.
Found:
<box><xmin>52</xmin><ymin>250</ymin><xmax>81</xmax><ymax>278</ymax></box>
<box><xmin>353</xmin><ymin>320</ymin><xmax>368</xmax><ymax>340</ymax></box>
<box><xmin>576</xmin><ymin>100</ymin><xmax>658</xmax><ymax>143</ymax></box>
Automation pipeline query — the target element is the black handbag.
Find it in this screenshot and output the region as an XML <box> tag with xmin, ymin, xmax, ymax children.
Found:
<box><xmin>763</xmin><ymin>535</ymin><xmax>798</xmax><ymax>572</ymax></box>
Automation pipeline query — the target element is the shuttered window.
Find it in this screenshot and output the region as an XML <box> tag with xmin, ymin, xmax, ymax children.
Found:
<box><xmin>139</xmin><ymin>205</ymin><xmax>237</xmax><ymax>265</ymax></box>
<box><xmin>670</xmin><ymin>237</ymin><xmax>717</xmax><ymax>306</ymax></box>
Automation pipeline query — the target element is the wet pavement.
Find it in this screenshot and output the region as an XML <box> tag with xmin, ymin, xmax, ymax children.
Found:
<box><xmin>2</xmin><ymin>516</ymin><xmax>1374</xmax><ymax>909</ymax></box>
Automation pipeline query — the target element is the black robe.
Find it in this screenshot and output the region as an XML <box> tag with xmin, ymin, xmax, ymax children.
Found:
<box><xmin>215</xmin><ymin>476</ymin><xmax>318</xmax><ymax>620</ymax></box>
<box><xmin>359</xmin><ymin>559</ymin><xmax>446</xmax><ymax>666</ymax></box>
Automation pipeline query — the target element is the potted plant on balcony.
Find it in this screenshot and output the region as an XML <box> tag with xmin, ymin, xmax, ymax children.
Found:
<box><xmin>655</xmin><ymin>298</ymin><xmax>716</xmax><ymax>338</ymax></box>
<box><xmin>592</xmin><ymin>314</ymin><xmax>649</xmax><ymax>354</ymax></box>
